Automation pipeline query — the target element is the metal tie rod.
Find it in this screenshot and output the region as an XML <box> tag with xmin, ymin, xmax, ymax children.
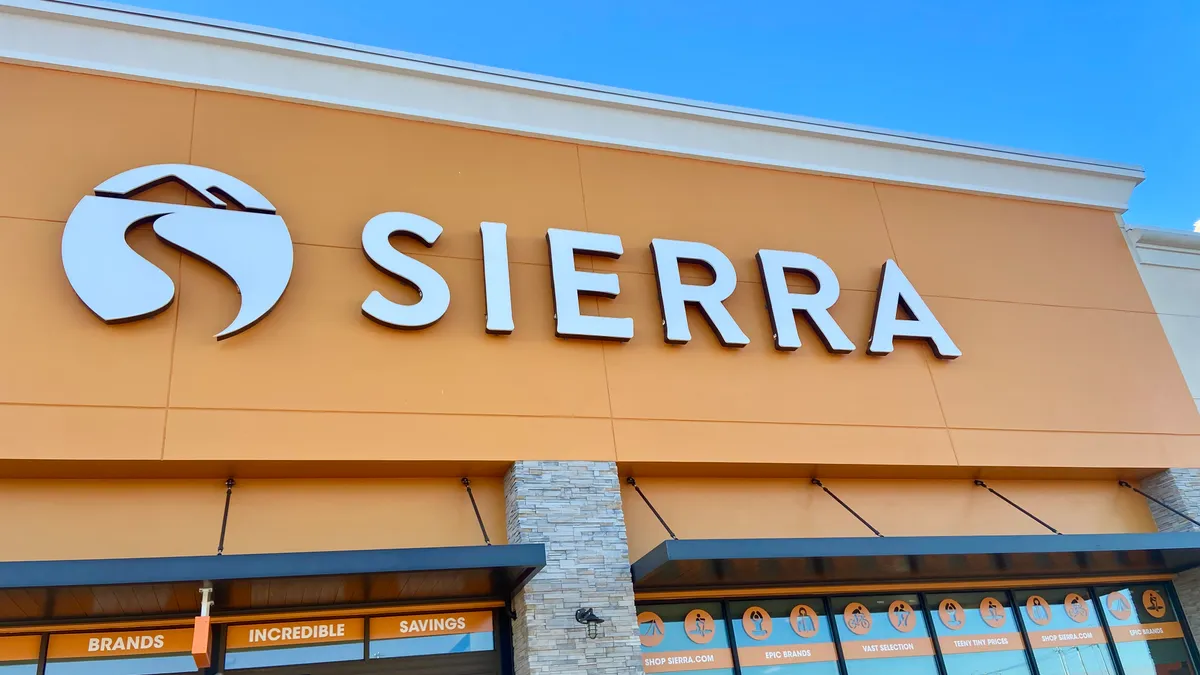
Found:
<box><xmin>974</xmin><ymin>480</ymin><xmax>1061</xmax><ymax>534</ymax></box>
<box><xmin>217</xmin><ymin>478</ymin><xmax>236</xmax><ymax>555</ymax></box>
<box><xmin>1119</xmin><ymin>480</ymin><xmax>1200</xmax><ymax>529</ymax></box>
<box><xmin>811</xmin><ymin>478</ymin><xmax>883</xmax><ymax>537</ymax></box>
<box><xmin>461</xmin><ymin>478</ymin><xmax>492</xmax><ymax>546</ymax></box>
<box><xmin>627</xmin><ymin>477</ymin><xmax>679</xmax><ymax>540</ymax></box>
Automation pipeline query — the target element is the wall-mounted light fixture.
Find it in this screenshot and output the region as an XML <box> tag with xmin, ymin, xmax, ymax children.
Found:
<box><xmin>575</xmin><ymin>608</ymin><xmax>606</xmax><ymax>639</ymax></box>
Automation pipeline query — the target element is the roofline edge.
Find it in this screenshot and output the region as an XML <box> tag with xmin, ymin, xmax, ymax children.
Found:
<box><xmin>0</xmin><ymin>0</ymin><xmax>1145</xmax><ymax>211</ymax></box>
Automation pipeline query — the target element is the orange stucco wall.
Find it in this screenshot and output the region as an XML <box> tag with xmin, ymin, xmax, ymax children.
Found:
<box><xmin>1</xmin><ymin>61</ymin><xmax>1197</xmax><ymax>479</ymax></box>
<box><xmin>622</xmin><ymin>478</ymin><xmax>1158</xmax><ymax>561</ymax></box>
<box><xmin>0</xmin><ymin>477</ymin><xmax>505</xmax><ymax>561</ymax></box>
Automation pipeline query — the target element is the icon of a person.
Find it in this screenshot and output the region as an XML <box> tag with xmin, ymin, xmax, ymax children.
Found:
<box><xmin>1032</xmin><ymin>598</ymin><xmax>1047</xmax><ymax>621</ymax></box>
<box><xmin>987</xmin><ymin>600</ymin><xmax>1000</xmax><ymax>620</ymax></box>
<box><xmin>750</xmin><ymin>610</ymin><xmax>766</xmax><ymax>636</ymax></box>
<box><xmin>850</xmin><ymin>607</ymin><xmax>868</xmax><ymax>630</ymax></box>
<box><xmin>690</xmin><ymin>615</ymin><xmax>710</xmax><ymax>637</ymax></box>
<box><xmin>894</xmin><ymin>606</ymin><xmax>910</xmax><ymax>628</ymax></box>
<box><xmin>796</xmin><ymin>607</ymin><xmax>813</xmax><ymax>633</ymax></box>
<box><xmin>1069</xmin><ymin>597</ymin><xmax>1084</xmax><ymax>619</ymax></box>
<box><xmin>1148</xmin><ymin>594</ymin><xmax>1162</xmax><ymax>612</ymax></box>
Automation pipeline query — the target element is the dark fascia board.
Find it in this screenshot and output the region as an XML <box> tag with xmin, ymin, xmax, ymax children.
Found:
<box><xmin>0</xmin><ymin>544</ymin><xmax>546</xmax><ymax>593</ymax></box>
<box><xmin>632</xmin><ymin>533</ymin><xmax>1200</xmax><ymax>585</ymax></box>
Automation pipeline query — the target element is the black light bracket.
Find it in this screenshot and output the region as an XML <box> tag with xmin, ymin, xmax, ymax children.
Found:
<box><xmin>217</xmin><ymin>478</ymin><xmax>236</xmax><ymax>556</ymax></box>
<box><xmin>1119</xmin><ymin>480</ymin><xmax>1200</xmax><ymax>529</ymax></box>
<box><xmin>811</xmin><ymin>478</ymin><xmax>883</xmax><ymax>537</ymax></box>
<box><xmin>461</xmin><ymin>478</ymin><xmax>492</xmax><ymax>546</ymax></box>
<box><xmin>974</xmin><ymin>480</ymin><xmax>1061</xmax><ymax>535</ymax></box>
<box><xmin>575</xmin><ymin>607</ymin><xmax>606</xmax><ymax>639</ymax></box>
<box><xmin>626</xmin><ymin>477</ymin><xmax>679</xmax><ymax>541</ymax></box>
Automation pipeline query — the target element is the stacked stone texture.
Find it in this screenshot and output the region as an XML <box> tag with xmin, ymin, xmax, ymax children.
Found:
<box><xmin>1140</xmin><ymin>469</ymin><xmax>1200</xmax><ymax>643</ymax></box>
<box><xmin>505</xmin><ymin>461</ymin><xmax>645</xmax><ymax>675</ymax></box>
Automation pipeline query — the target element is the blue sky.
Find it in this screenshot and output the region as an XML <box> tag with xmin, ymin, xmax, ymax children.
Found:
<box><xmin>123</xmin><ymin>0</ymin><xmax>1198</xmax><ymax>229</ymax></box>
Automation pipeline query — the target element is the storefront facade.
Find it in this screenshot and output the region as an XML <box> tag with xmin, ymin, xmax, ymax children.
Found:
<box><xmin>2</xmin><ymin>2</ymin><xmax>1200</xmax><ymax>674</ymax></box>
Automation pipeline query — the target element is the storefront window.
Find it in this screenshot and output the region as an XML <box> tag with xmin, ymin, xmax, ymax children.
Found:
<box><xmin>926</xmin><ymin>592</ymin><xmax>1032</xmax><ymax>675</ymax></box>
<box><xmin>1098</xmin><ymin>583</ymin><xmax>1196</xmax><ymax>675</ymax></box>
<box><xmin>830</xmin><ymin>594</ymin><xmax>938</xmax><ymax>675</ymax></box>
<box><xmin>637</xmin><ymin>603</ymin><xmax>735</xmax><ymax>675</ymax></box>
<box><xmin>728</xmin><ymin>598</ymin><xmax>838</xmax><ymax>674</ymax></box>
<box><xmin>1013</xmin><ymin>588</ymin><xmax>1117</xmax><ymax>675</ymax></box>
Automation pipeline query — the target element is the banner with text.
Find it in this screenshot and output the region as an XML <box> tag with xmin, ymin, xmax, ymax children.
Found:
<box><xmin>45</xmin><ymin>628</ymin><xmax>195</xmax><ymax>675</ymax></box>
<box><xmin>938</xmin><ymin>633</ymin><xmax>1024</xmax><ymax>655</ymax></box>
<box><xmin>1026</xmin><ymin>629</ymin><xmax>1107</xmax><ymax>649</ymax></box>
<box><xmin>840</xmin><ymin>638</ymin><xmax>936</xmax><ymax>660</ymax></box>
<box><xmin>642</xmin><ymin>649</ymin><xmax>736</xmax><ymax>673</ymax></box>
<box><xmin>224</xmin><ymin>619</ymin><xmax>364</xmax><ymax>671</ymax></box>
<box><xmin>1109</xmin><ymin>622</ymin><xmax>1185</xmax><ymax>643</ymax></box>
<box><xmin>369</xmin><ymin>611</ymin><xmax>495</xmax><ymax>659</ymax></box>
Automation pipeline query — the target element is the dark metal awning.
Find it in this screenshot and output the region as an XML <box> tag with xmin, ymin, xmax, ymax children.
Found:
<box><xmin>0</xmin><ymin>544</ymin><xmax>545</xmax><ymax>624</ymax></box>
<box><xmin>632</xmin><ymin>533</ymin><xmax>1200</xmax><ymax>592</ymax></box>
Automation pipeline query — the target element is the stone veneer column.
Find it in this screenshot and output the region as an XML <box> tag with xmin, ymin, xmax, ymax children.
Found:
<box><xmin>505</xmin><ymin>461</ymin><xmax>645</xmax><ymax>675</ymax></box>
<box><xmin>1139</xmin><ymin>469</ymin><xmax>1200</xmax><ymax>643</ymax></box>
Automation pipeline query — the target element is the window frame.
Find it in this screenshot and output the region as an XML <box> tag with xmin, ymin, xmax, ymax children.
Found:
<box><xmin>635</xmin><ymin>581</ymin><xmax>1200</xmax><ymax>675</ymax></box>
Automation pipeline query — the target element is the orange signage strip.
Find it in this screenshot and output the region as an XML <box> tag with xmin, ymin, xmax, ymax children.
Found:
<box><xmin>1027</xmin><ymin>628</ymin><xmax>1107</xmax><ymax>649</ymax></box>
<box><xmin>642</xmin><ymin>648</ymin><xmax>735</xmax><ymax>673</ymax></box>
<box><xmin>1110</xmin><ymin>622</ymin><xmax>1185</xmax><ymax>643</ymax></box>
<box><xmin>370</xmin><ymin>611</ymin><xmax>493</xmax><ymax>640</ymax></box>
<box><xmin>47</xmin><ymin>628</ymin><xmax>192</xmax><ymax>660</ymax></box>
<box><xmin>841</xmin><ymin>638</ymin><xmax>935</xmax><ymax>660</ymax></box>
<box><xmin>226</xmin><ymin>618</ymin><xmax>365</xmax><ymax>651</ymax></box>
<box><xmin>938</xmin><ymin>632</ymin><xmax>1024</xmax><ymax>655</ymax></box>
<box><xmin>737</xmin><ymin>643</ymin><xmax>838</xmax><ymax>666</ymax></box>
<box><xmin>0</xmin><ymin>636</ymin><xmax>40</xmax><ymax>663</ymax></box>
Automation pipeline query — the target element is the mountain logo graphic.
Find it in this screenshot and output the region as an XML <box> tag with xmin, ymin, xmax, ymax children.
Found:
<box><xmin>61</xmin><ymin>164</ymin><xmax>293</xmax><ymax>340</ymax></box>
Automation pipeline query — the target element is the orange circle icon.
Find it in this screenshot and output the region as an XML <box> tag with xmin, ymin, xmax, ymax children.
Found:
<box><xmin>888</xmin><ymin>600</ymin><xmax>917</xmax><ymax>633</ymax></box>
<box><xmin>980</xmin><ymin>597</ymin><xmax>1007</xmax><ymax>628</ymax></box>
<box><xmin>684</xmin><ymin>609</ymin><xmax>716</xmax><ymax>645</ymax></box>
<box><xmin>790</xmin><ymin>604</ymin><xmax>820</xmax><ymax>638</ymax></box>
<box><xmin>1026</xmin><ymin>595</ymin><xmax>1052</xmax><ymax>626</ymax></box>
<box><xmin>1143</xmin><ymin>590</ymin><xmax>1167</xmax><ymax>619</ymax></box>
<box><xmin>742</xmin><ymin>606</ymin><xmax>772</xmax><ymax>641</ymax></box>
<box><xmin>1106</xmin><ymin>592</ymin><xmax>1132</xmax><ymax>621</ymax></box>
<box><xmin>637</xmin><ymin>612</ymin><xmax>665</xmax><ymax>648</ymax></box>
<box><xmin>1064</xmin><ymin>593</ymin><xmax>1089</xmax><ymax>623</ymax></box>
<box><xmin>938</xmin><ymin>598</ymin><xmax>965</xmax><ymax>630</ymax></box>
<box><xmin>843</xmin><ymin>602</ymin><xmax>872</xmax><ymax>635</ymax></box>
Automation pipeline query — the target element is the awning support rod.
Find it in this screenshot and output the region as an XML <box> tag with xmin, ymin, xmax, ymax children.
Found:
<box><xmin>1119</xmin><ymin>480</ymin><xmax>1200</xmax><ymax>529</ymax></box>
<box><xmin>811</xmin><ymin>479</ymin><xmax>883</xmax><ymax>537</ymax></box>
<box><xmin>974</xmin><ymin>480</ymin><xmax>1061</xmax><ymax>534</ymax></box>
<box><xmin>626</xmin><ymin>478</ymin><xmax>679</xmax><ymax>541</ymax></box>
<box><xmin>217</xmin><ymin>478</ymin><xmax>236</xmax><ymax>555</ymax></box>
<box><xmin>461</xmin><ymin>478</ymin><xmax>492</xmax><ymax>546</ymax></box>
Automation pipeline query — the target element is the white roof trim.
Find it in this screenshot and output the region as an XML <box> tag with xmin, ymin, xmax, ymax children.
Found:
<box><xmin>1123</xmin><ymin>225</ymin><xmax>1200</xmax><ymax>272</ymax></box>
<box><xmin>0</xmin><ymin>0</ymin><xmax>1144</xmax><ymax>211</ymax></box>
<box><xmin>1126</xmin><ymin>226</ymin><xmax>1200</xmax><ymax>270</ymax></box>
<box><xmin>1128</xmin><ymin>226</ymin><xmax>1200</xmax><ymax>252</ymax></box>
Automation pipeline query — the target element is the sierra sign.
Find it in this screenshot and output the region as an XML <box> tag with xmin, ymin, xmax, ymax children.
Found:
<box><xmin>61</xmin><ymin>164</ymin><xmax>959</xmax><ymax>359</ymax></box>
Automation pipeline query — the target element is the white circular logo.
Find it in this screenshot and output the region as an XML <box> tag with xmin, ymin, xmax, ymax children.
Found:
<box><xmin>62</xmin><ymin>164</ymin><xmax>293</xmax><ymax>339</ymax></box>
